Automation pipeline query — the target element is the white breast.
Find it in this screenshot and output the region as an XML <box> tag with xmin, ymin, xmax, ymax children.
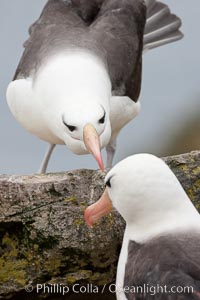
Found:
<box><xmin>6</xmin><ymin>51</ymin><xmax>112</xmax><ymax>144</ymax></box>
<box><xmin>116</xmin><ymin>227</ymin><xmax>130</xmax><ymax>300</ymax></box>
<box><xmin>7</xmin><ymin>77</ymin><xmax>62</xmax><ymax>144</ymax></box>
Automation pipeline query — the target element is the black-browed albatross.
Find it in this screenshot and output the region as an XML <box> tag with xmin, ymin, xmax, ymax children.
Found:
<box><xmin>7</xmin><ymin>0</ymin><xmax>183</xmax><ymax>173</ymax></box>
<box><xmin>85</xmin><ymin>154</ymin><xmax>200</xmax><ymax>300</ymax></box>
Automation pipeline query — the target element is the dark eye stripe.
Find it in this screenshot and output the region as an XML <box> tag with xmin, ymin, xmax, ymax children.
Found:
<box><xmin>105</xmin><ymin>178</ymin><xmax>111</xmax><ymax>188</ymax></box>
<box><xmin>99</xmin><ymin>111</ymin><xmax>106</xmax><ymax>124</ymax></box>
<box><xmin>63</xmin><ymin>120</ymin><xmax>76</xmax><ymax>132</ymax></box>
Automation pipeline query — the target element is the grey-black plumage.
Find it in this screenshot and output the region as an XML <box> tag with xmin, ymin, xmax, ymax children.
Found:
<box><xmin>125</xmin><ymin>234</ymin><xmax>200</xmax><ymax>300</ymax></box>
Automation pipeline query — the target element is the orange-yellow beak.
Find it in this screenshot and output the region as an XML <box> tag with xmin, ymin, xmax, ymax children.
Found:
<box><xmin>83</xmin><ymin>124</ymin><xmax>104</xmax><ymax>171</ymax></box>
<box><xmin>84</xmin><ymin>189</ymin><xmax>113</xmax><ymax>227</ymax></box>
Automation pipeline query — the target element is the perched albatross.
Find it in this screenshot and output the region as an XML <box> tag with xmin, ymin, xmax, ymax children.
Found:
<box><xmin>6</xmin><ymin>0</ymin><xmax>183</xmax><ymax>173</ymax></box>
<box><xmin>85</xmin><ymin>154</ymin><xmax>200</xmax><ymax>300</ymax></box>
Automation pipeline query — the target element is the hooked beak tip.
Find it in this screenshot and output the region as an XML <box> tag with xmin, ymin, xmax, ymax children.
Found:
<box><xmin>98</xmin><ymin>158</ymin><xmax>104</xmax><ymax>172</ymax></box>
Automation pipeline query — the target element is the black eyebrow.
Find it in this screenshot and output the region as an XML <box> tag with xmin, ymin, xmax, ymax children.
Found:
<box><xmin>100</xmin><ymin>105</ymin><xmax>106</xmax><ymax>116</ymax></box>
<box><xmin>62</xmin><ymin>115</ymin><xmax>77</xmax><ymax>131</ymax></box>
<box><xmin>105</xmin><ymin>175</ymin><xmax>115</xmax><ymax>188</ymax></box>
<box><xmin>98</xmin><ymin>106</ymin><xmax>106</xmax><ymax>124</ymax></box>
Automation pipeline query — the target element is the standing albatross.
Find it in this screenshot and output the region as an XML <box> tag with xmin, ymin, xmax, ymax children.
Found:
<box><xmin>85</xmin><ymin>154</ymin><xmax>200</xmax><ymax>300</ymax></box>
<box><xmin>7</xmin><ymin>0</ymin><xmax>183</xmax><ymax>173</ymax></box>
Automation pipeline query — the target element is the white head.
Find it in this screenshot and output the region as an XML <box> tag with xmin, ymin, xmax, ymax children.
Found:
<box><xmin>85</xmin><ymin>154</ymin><xmax>200</xmax><ymax>239</ymax></box>
<box><xmin>35</xmin><ymin>52</ymin><xmax>112</xmax><ymax>170</ymax></box>
<box><xmin>58</xmin><ymin>99</ymin><xmax>111</xmax><ymax>171</ymax></box>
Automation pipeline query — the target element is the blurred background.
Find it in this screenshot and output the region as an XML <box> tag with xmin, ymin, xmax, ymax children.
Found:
<box><xmin>0</xmin><ymin>0</ymin><xmax>200</xmax><ymax>175</ymax></box>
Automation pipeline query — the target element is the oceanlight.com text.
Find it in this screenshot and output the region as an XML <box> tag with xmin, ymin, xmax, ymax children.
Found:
<box><xmin>25</xmin><ymin>283</ymin><xmax>194</xmax><ymax>296</ymax></box>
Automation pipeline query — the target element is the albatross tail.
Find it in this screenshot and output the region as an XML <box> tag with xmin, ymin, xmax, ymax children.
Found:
<box><xmin>143</xmin><ymin>0</ymin><xmax>183</xmax><ymax>51</ymax></box>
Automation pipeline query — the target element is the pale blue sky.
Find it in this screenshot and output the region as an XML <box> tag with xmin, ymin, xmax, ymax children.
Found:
<box><xmin>0</xmin><ymin>1</ymin><xmax>200</xmax><ymax>174</ymax></box>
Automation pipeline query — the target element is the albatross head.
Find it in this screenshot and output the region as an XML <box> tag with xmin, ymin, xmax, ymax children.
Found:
<box><xmin>55</xmin><ymin>100</ymin><xmax>111</xmax><ymax>171</ymax></box>
<box><xmin>85</xmin><ymin>154</ymin><xmax>200</xmax><ymax>233</ymax></box>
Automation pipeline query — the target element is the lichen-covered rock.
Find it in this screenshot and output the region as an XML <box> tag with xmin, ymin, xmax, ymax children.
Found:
<box><xmin>0</xmin><ymin>170</ymin><xmax>124</xmax><ymax>299</ymax></box>
<box><xmin>163</xmin><ymin>151</ymin><xmax>200</xmax><ymax>209</ymax></box>
<box><xmin>0</xmin><ymin>151</ymin><xmax>200</xmax><ymax>299</ymax></box>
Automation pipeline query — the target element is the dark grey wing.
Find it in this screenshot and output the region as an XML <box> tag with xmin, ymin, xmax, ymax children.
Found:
<box><xmin>13</xmin><ymin>0</ymin><xmax>105</xmax><ymax>80</ymax></box>
<box><xmin>14</xmin><ymin>0</ymin><xmax>81</xmax><ymax>79</ymax></box>
<box><xmin>90</xmin><ymin>0</ymin><xmax>146</xmax><ymax>102</ymax></box>
<box><xmin>124</xmin><ymin>235</ymin><xmax>200</xmax><ymax>300</ymax></box>
<box><xmin>71</xmin><ymin>0</ymin><xmax>105</xmax><ymax>23</ymax></box>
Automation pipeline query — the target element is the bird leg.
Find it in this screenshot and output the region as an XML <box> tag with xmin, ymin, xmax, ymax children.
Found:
<box><xmin>106</xmin><ymin>139</ymin><xmax>117</xmax><ymax>169</ymax></box>
<box><xmin>38</xmin><ymin>144</ymin><xmax>56</xmax><ymax>174</ymax></box>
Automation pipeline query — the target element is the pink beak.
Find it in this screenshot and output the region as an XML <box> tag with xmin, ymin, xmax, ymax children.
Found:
<box><xmin>83</xmin><ymin>124</ymin><xmax>104</xmax><ymax>171</ymax></box>
<box><xmin>84</xmin><ymin>189</ymin><xmax>113</xmax><ymax>227</ymax></box>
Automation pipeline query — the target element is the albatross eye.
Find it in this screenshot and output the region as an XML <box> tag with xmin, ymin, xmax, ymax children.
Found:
<box><xmin>105</xmin><ymin>178</ymin><xmax>111</xmax><ymax>188</ymax></box>
<box><xmin>98</xmin><ymin>111</ymin><xmax>106</xmax><ymax>124</ymax></box>
<box><xmin>67</xmin><ymin>125</ymin><xmax>76</xmax><ymax>132</ymax></box>
<box><xmin>63</xmin><ymin>121</ymin><xmax>76</xmax><ymax>132</ymax></box>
